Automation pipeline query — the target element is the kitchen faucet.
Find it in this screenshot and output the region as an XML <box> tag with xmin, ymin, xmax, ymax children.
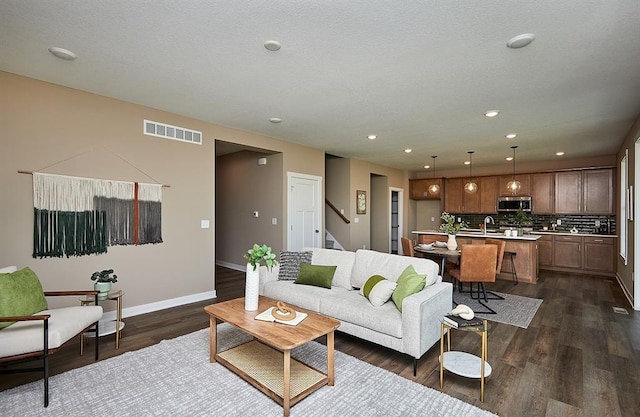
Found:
<box><xmin>483</xmin><ymin>216</ymin><xmax>495</xmax><ymax>235</ymax></box>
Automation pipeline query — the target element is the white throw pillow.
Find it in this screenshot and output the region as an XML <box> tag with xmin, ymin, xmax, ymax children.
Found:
<box><xmin>359</xmin><ymin>275</ymin><xmax>397</xmax><ymax>307</ymax></box>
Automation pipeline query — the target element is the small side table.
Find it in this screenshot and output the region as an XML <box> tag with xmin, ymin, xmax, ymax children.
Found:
<box><xmin>439</xmin><ymin>318</ymin><xmax>491</xmax><ymax>402</ymax></box>
<box><xmin>80</xmin><ymin>290</ymin><xmax>125</xmax><ymax>352</ymax></box>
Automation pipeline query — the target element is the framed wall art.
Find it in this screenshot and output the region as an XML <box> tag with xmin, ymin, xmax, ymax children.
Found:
<box><xmin>356</xmin><ymin>190</ymin><xmax>366</xmax><ymax>214</ymax></box>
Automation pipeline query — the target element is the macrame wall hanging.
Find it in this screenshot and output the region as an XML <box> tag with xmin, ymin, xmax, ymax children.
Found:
<box><xmin>31</xmin><ymin>173</ymin><xmax>163</xmax><ymax>258</ymax></box>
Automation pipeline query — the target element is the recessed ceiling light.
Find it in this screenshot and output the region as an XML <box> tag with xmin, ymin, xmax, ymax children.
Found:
<box><xmin>464</xmin><ymin>161</ymin><xmax>470</xmax><ymax>165</ymax></box>
<box><xmin>48</xmin><ymin>47</ymin><xmax>77</xmax><ymax>60</ymax></box>
<box><xmin>507</xmin><ymin>33</ymin><xmax>536</xmax><ymax>49</ymax></box>
<box><xmin>269</xmin><ymin>117</ymin><xmax>282</xmax><ymax>123</ymax></box>
<box><xmin>264</xmin><ymin>40</ymin><xmax>281</xmax><ymax>51</ymax></box>
<box><xmin>505</xmin><ymin>133</ymin><xmax>517</xmax><ymax>139</ymax></box>
<box><xmin>367</xmin><ymin>134</ymin><xmax>377</xmax><ymax>140</ymax></box>
<box><xmin>506</xmin><ymin>156</ymin><xmax>513</xmax><ymax>161</ymax></box>
<box><xmin>404</xmin><ymin>149</ymin><xmax>412</xmax><ymax>153</ymax></box>
<box><xmin>484</xmin><ymin>110</ymin><xmax>500</xmax><ymax>118</ymax></box>
<box><xmin>424</xmin><ymin>165</ymin><xmax>430</xmax><ymax>169</ymax></box>
<box><xmin>556</xmin><ymin>151</ymin><xmax>565</xmax><ymax>156</ymax></box>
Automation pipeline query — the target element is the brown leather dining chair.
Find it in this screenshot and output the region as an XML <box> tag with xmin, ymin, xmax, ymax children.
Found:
<box><xmin>449</xmin><ymin>243</ymin><xmax>501</xmax><ymax>314</ymax></box>
<box><xmin>401</xmin><ymin>237</ymin><xmax>414</xmax><ymax>257</ymax></box>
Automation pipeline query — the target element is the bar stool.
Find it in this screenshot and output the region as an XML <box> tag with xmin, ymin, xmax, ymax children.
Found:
<box><xmin>504</xmin><ymin>251</ymin><xmax>518</xmax><ymax>285</ymax></box>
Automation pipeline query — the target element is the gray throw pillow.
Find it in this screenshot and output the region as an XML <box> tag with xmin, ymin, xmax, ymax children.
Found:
<box><xmin>278</xmin><ymin>251</ymin><xmax>313</xmax><ymax>280</ymax></box>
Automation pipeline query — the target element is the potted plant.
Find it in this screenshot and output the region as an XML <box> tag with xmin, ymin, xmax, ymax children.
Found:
<box><xmin>243</xmin><ymin>244</ymin><xmax>278</xmax><ymax>311</ymax></box>
<box><xmin>91</xmin><ymin>269</ymin><xmax>117</xmax><ymax>300</ymax></box>
<box><xmin>243</xmin><ymin>243</ymin><xmax>277</xmax><ymax>271</ymax></box>
<box><xmin>510</xmin><ymin>208</ymin><xmax>533</xmax><ymax>236</ymax></box>
<box><xmin>439</xmin><ymin>212</ymin><xmax>468</xmax><ymax>250</ymax></box>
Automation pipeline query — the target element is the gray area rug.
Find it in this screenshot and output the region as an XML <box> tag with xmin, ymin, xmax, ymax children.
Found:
<box><xmin>0</xmin><ymin>323</ymin><xmax>497</xmax><ymax>417</ymax></box>
<box><xmin>453</xmin><ymin>290</ymin><xmax>542</xmax><ymax>328</ymax></box>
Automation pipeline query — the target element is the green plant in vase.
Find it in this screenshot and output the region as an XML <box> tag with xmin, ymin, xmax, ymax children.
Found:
<box><xmin>90</xmin><ymin>269</ymin><xmax>117</xmax><ymax>300</ymax></box>
<box><xmin>243</xmin><ymin>244</ymin><xmax>278</xmax><ymax>271</ymax></box>
<box><xmin>439</xmin><ymin>212</ymin><xmax>468</xmax><ymax>235</ymax></box>
<box><xmin>510</xmin><ymin>208</ymin><xmax>533</xmax><ymax>235</ymax></box>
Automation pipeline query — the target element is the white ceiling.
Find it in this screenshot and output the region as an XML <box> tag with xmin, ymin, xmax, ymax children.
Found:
<box><xmin>2</xmin><ymin>1</ymin><xmax>640</xmax><ymax>172</ymax></box>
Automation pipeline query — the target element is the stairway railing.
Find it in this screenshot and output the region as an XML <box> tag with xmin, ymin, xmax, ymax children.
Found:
<box><xmin>325</xmin><ymin>198</ymin><xmax>350</xmax><ymax>224</ymax></box>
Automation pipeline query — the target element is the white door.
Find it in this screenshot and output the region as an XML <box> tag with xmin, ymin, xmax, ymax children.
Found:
<box><xmin>287</xmin><ymin>173</ymin><xmax>322</xmax><ymax>251</ymax></box>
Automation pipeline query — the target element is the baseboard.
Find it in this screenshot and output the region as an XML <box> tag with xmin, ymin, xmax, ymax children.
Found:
<box><xmin>216</xmin><ymin>260</ymin><xmax>245</xmax><ymax>272</ymax></box>
<box><xmin>615</xmin><ymin>272</ymin><xmax>636</xmax><ymax>310</ymax></box>
<box><xmin>101</xmin><ymin>290</ymin><xmax>217</xmax><ymax>321</ymax></box>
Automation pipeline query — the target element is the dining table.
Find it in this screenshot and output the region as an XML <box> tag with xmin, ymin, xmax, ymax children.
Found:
<box><xmin>413</xmin><ymin>245</ymin><xmax>461</xmax><ymax>278</ymax></box>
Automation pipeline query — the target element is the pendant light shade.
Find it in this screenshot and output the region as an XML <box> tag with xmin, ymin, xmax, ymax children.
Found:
<box><xmin>428</xmin><ymin>155</ymin><xmax>440</xmax><ymax>195</ymax></box>
<box><xmin>506</xmin><ymin>145</ymin><xmax>521</xmax><ymax>194</ymax></box>
<box><xmin>464</xmin><ymin>151</ymin><xmax>478</xmax><ymax>194</ymax></box>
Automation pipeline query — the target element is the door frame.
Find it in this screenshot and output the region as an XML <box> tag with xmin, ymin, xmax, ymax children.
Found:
<box><xmin>287</xmin><ymin>172</ymin><xmax>323</xmax><ymax>250</ymax></box>
<box><xmin>389</xmin><ymin>187</ymin><xmax>404</xmax><ymax>253</ymax></box>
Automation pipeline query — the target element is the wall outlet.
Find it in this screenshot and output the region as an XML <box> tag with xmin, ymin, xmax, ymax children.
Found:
<box><xmin>354</xmin><ymin>217</ymin><xmax>359</xmax><ymax>223</ymax></box>
<box><xmin>457</xmin><ymin>217</ymin><xmax>462</xmax><ymax>223</ymax></box>
<box><xmin>431</xmin><ymin>216</ymin><xmax>435</xmax><ymax>222</ymax></box>
<box><xmin>556</xmin><ymin>219</ymin><xmax>561</xmax><ymax>225</ymax></box>
<box><xmin>595</xmin><ymin>220</ymin><xmax>600</xmax><ymax>227</ymax></box>
<box><xmin>200</xmin><ymin>220</ymin><xmax>209</xmax><ymax>229</ymax></box>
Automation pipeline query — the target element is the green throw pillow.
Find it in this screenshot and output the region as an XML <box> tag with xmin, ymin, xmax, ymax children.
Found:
<box><xmin>391</xmin><ymin>265</ymin><xmax>426</xmax><ymax>312</ymax></box>
<box><xmin>294</xmin><ymin>264</ymin><xmax>337</xmax><ymax>289</ymax></box>
<box><xmin>0</xmin><ymin>267</ymin><xmax>48</xmax><ymax>329</ymax></box>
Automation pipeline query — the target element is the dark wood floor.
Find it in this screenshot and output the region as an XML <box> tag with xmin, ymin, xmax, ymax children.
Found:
<box><xmin>2</xmin><ymin>266</ymin><xmax>639</xmax><ymax>417</ymax></box>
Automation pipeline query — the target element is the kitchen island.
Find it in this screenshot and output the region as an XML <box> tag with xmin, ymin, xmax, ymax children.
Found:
<box><xmin>412</xmin><ymin>230</ymin><xmax>541</xmax><ymax>284</ymax></box>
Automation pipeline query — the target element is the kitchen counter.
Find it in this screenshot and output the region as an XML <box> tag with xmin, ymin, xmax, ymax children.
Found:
<box><xmin>411</xmin><ymin>230</ymin><xmax>541</xmax><ymax>241</ymax></box>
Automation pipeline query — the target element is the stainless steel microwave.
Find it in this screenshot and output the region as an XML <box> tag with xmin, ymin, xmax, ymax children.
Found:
<box><xmin>497</xmin><ymin>196</ymin><xmax>532</xmax><ymax>212</ymax></box>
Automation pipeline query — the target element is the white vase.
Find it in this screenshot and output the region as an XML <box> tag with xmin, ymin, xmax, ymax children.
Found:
<box><xmin>245</xmin><ymin>263</ymin><xmax>260</xmax><ymax>311</ymax></box>
<box><xmin>446</xmin><ymin>234</ymin><xmax>458</xmax><ymax>251</ymax></box>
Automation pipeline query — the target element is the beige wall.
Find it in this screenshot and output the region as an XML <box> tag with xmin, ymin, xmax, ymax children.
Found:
<box><xmin>370</xmin><ymin>174</ymin><xmax>388</xmax><ymax>252</ymax></box>
<box><xmin>616</xmin><ymin>115</ymin><xmax>640</xmax><ymax>309</ymax></box>
<box><xmin>0</xmin><ymin>71</ymin><xmax>325</xmax><ymax>313</ymax></box>
<box><xmin>215</xmin><ymin>150</ymin><xmax>284</xmax><ymax>267</ymax></box>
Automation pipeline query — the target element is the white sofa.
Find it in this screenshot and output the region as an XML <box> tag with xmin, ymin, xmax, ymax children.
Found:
<box><xmin>259</xmin><ymin>248</ymin><xmax>453</xmax><ymax>374</ymax></box>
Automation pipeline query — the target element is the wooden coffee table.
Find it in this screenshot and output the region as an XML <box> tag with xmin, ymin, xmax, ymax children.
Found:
<box><xmin>204</xmin><ymin>296</ymin><xmax>340</xmax><ymax>417</ymax></box>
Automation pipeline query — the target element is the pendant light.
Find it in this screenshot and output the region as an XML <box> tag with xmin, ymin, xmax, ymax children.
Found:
<box><xmin>428</xmin><ymin>155</ymin><xmax>440</xmax><ymax>195</ymax></box>
<box><xmin>464</xmin><ymin>151</ymin><xmax>478</xmax><ymax>194</ymax></box>
<box><xmin>506</xmin><ymin>145</ymin><xmax>521</xmax><ymax>194</ymax></box>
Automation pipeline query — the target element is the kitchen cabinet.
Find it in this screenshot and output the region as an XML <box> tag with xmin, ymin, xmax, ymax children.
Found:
<box><xmin>555</xmin><ymin>169</ymin><xmax>614</xmax><ymax>214</ymax></box>
<box><xmin>499</xmin><ymin>174</ymin><xmax>531</xmax><ymax>196</ymax></box>
<box><xmin>409</xmin><ymin>178</ymin><xmax>442</xmax><ymax>200</ymax></box>
<box><xmin>531</xmin><ymin>173</ymin><xmax>554</xmax><ymax>214</ymax></box>
<box><xmin>444</xmin><ymin>178</ymin><xmax>465</xmax><ymax>213</ymax></box>
<box><xmin>553</xmin><ymin>235</ymin><xmax>582</xmax><ymax>269</ymax></box>
<box><xmin>555</xmin><ymin>171</ymin><xmax>581</xmax><ymax>214</ymax></box>
<box><xmin>537</xmin><ymin>234</ymin><xmax>553</xmax><ymax>267</ymax></box>
<box><xmin>541</xmin><ymin>234</ymin><xmax>615</xmax><ymax>276</ymax></box>
<box><xmin>479</xmin><ymin>176</ymin><xmax>499</xmax><ymax>213</ymax></box>
<box><xmin>444</xmin><ymin>176</ymin><xmax>498</xmax><ymax>214</ymax></box>
<box><xmin>583</xmin><ymin>236</ymin><xmax>615</xmax><ymax>272</ymax></box>
<box><xmin>583</xmin><ymin>169</ymin><xmax>613</xmax><ymax>214</ymax></box>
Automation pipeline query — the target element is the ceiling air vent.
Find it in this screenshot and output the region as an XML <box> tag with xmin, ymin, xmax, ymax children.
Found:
<box><xmin>143</xmin><ymin>120</ymin><xmax>202</xmax><ymax>145</ymax></box>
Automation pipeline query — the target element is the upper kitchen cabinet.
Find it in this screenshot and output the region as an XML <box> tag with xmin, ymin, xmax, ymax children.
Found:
<box><xmin>444</xmin><ymin>178</ymin><xmax>465</xmax><ymax>213</ymax></box>
<box><xmin>499</xmin><ymin>174</ymin><xmax>531</xmax><ymax>196</ymax></box>
<box><xmin>555</xmin><ymin>169</ymin><xmax>614</xmax><ymax>214</ymax></box>
<box><xmin>479</xmin><ymin>176</ymin><xmax>499</xmax><ymax>213</ymax></box>
<box><xmin>555</xmin><ymin>171</ymin><xmax>582</xmax><ymax>214</ymax></box>
<box><xmin>583</xmin><ymin>169</ymin><xmax>614</xmax><ymax>214</ymax></box>
<box><xmin>531</xmin><ymin>172</ymin><xmax>554</xmax><ymax>214</ymax></box>
<box><xmin>409</xmin><ymin>178</ymin><xmax>442</xmax><ymax>200</ymax></box>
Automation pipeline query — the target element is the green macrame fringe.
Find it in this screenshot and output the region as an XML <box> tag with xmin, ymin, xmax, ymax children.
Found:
<box><xmin>33</xmin><ymin>209</ymin><xmax>107</xmax><ymax>258</ymax></box>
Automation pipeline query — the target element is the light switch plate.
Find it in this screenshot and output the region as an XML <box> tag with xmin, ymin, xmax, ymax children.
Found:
<box><xmin>200</xmin><ymin>220</ymin><xmax>210</xmax><ymax>229</ymax></box>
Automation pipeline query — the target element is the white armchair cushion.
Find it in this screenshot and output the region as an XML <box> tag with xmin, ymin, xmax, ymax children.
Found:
<box><xmin>0</xmin><ymin>306</ymin><xmax>103</xmax><ymax>358</ymax></box>
<box><xmin>0</xmin><ymin>266</ymin><xmax>18</xmax><ymax>274</ymax></box>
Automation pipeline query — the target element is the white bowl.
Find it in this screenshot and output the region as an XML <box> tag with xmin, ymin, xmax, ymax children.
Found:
<box><xmin>434</xmin><ymin>241</ymin><xmax>447</xmax><ymax>248</ymax></box>
<box><xmin>418</xmin><ymin>243</ymin><xmax>433</xmax><ymax>250</ymax></box>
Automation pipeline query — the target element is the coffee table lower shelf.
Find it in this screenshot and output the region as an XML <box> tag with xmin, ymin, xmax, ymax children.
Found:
<box><xmin>217</xmin><ymin>340</ymin><xmax>328</xmax><ymax>408</ymax></box>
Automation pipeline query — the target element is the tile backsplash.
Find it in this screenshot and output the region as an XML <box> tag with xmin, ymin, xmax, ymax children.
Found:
<box><xmin>457</xmin><ymin>213</ymin><xmax>616</xmax><ymax>235</ymax></box>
